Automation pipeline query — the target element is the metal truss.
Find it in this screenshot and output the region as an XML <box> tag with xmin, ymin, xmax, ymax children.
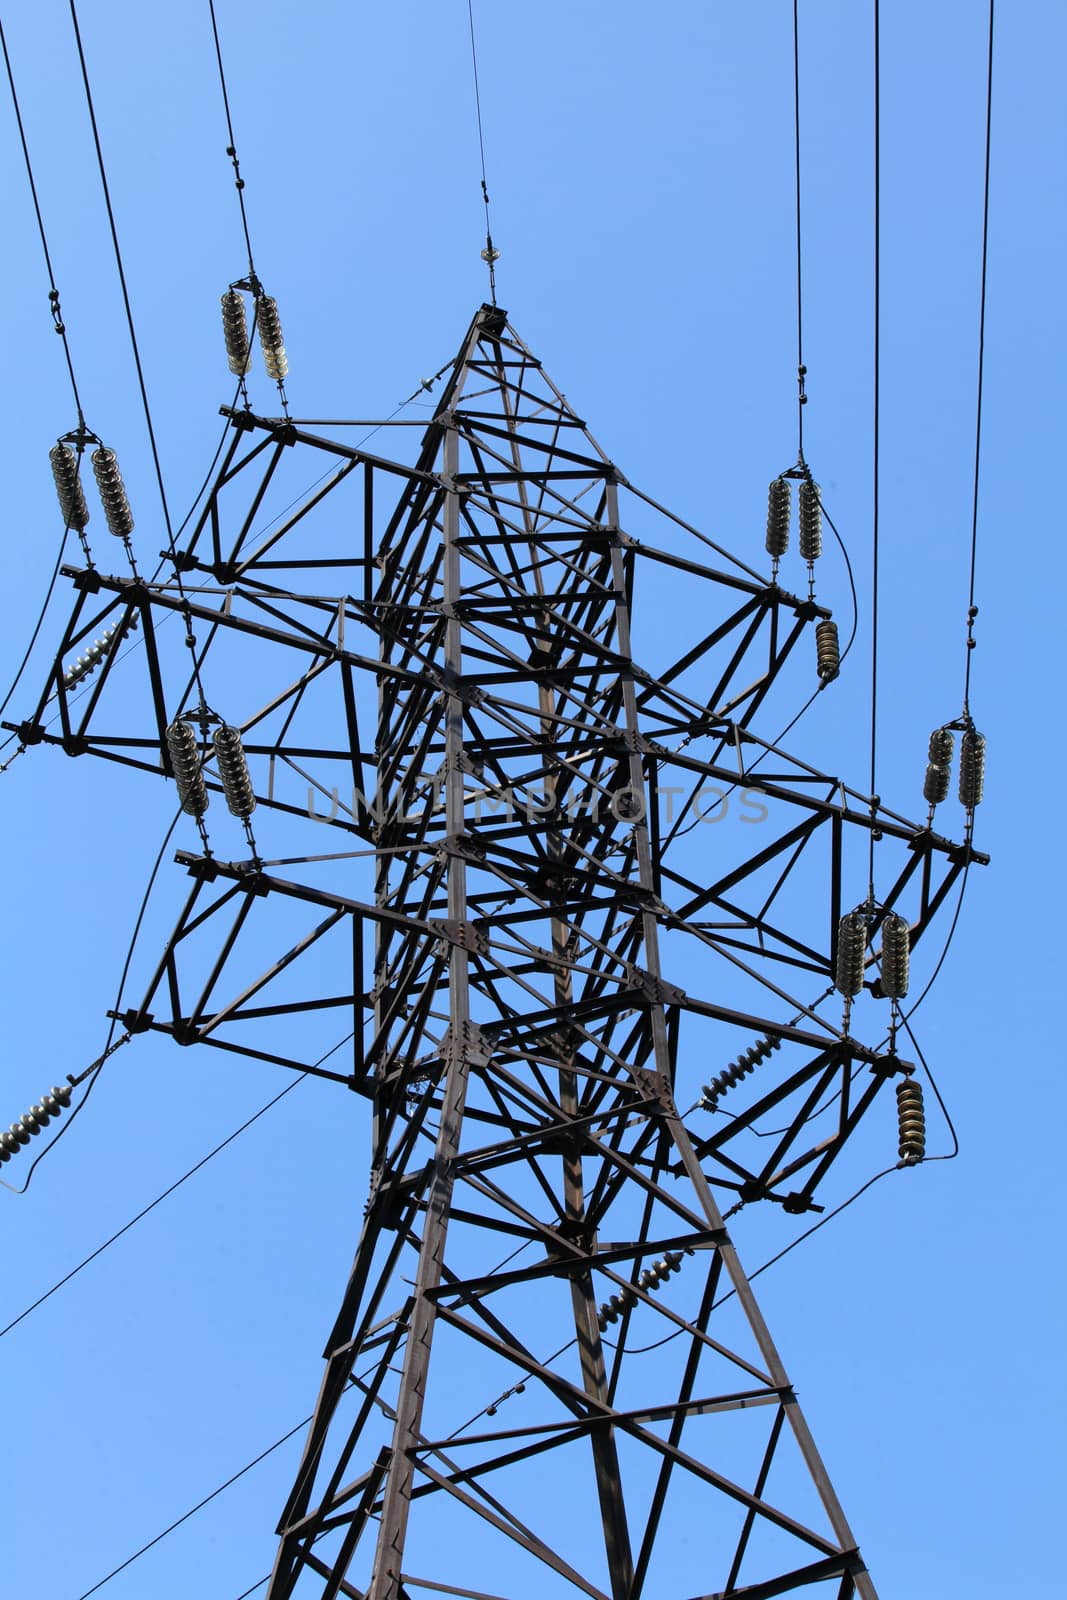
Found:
<box><xmin>11</xmin><ymin>303</ymin><xmax>985</xmax><ymax>1598</ymax></box>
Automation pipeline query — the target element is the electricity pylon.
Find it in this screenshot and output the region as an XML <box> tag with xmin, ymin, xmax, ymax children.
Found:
<box><xmin>11</xmin><ymin>303</ymin><xmax>982</xmax><ymax>1597</ymax></box>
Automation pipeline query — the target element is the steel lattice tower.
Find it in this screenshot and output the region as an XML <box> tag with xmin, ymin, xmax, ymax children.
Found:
<box><xmin>12</xmin><ymin>303</ymin><xmax>982</xmax><ymax>1598</ymax></box>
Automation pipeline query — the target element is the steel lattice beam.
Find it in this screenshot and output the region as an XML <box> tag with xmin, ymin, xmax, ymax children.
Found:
<box><xmin>13</xmin><ymin>303</ymin><xmax>987</xmax><ymax>1598</ymax></box>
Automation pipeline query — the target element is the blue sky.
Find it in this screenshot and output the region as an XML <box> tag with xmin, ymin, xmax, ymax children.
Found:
<box><xmin>1</xmin><ymin>2</ymin><xmax>1064</xmax><ymax>1597</ymax></box>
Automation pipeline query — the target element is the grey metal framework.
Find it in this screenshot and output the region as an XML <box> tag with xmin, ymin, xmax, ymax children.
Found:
<box><xmin>11</xmin><ymin>304</ymin><xmax>983</xmax><ymax>1598</ymax></box>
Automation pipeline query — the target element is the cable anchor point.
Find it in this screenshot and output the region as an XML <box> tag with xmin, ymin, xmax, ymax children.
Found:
<box><xmin>480</xmin><ymin>234</ymin><xmax>500</xmax><ymax>306</ymax></box>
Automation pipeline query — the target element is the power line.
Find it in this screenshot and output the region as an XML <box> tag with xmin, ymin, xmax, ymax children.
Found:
<box><xmin>0</xmin><ymin>526</ymin><xmax>69</xmax><ymax>724</ymax></box>
<box><xmin>233</xmin><ymin>1580</ymin><xmax>269</xmax><ymax>1600</ymax></box>
<box><xmin>724</xmin><ymin>1165</ymin><xmax>898</xmax><ymax>1300</ymax></box>
<box><xmin>0</xmin><ymin>1022</ymin><xmax>356</xmax><ymax>1320</ymax></box>
<box><xmin>1</xmin><ymin>809</ymin><xmax>182</xmax><ymax>1194</ymax></box>
<box><xmin>67</xmin><ymin>0</ymin><xmax>176</xmax><ymax>547</ymax></box>
<box><xmin>791</xmin><ymin>0</ymin><xmax>807</xmax><ymax>457</ymax></box>
<box><xmin>75</xmin><ymin>1414</ymin><xmax>314</xmax><ymax>1600</ymax></box>
<box><xmin>964</xmin><ymin>0</ymin><xmax>995</xmax><ymax>714</ymax></box>
<box><xmin>901</xmin><ymin>858</ymin><xmax>973</xmax><ymax>1024</ymax></box>
<box><xmin>466</xmin><ymin>0</ymin><xmax>499</xmax><ymax>304</ymax></box>
<box><xmin>0</xmin><ymin>1075</ymin><xmax>306</xmax><ymax>1336</ymax></box>
<box><xmin>207</xmin><ymin>0</ymin><xmax>259</xmax><ymax>285</ymax></box>
<box><xmin>899</xmin><ymin>1013</ymin><xmax>959</xmax><ymax>1163</ymax></box>
<box><xmin>868</xmin><ymin>0</ymin><xmax>882</xmax><ymax>902</ymax></box>
<box><xmin>0</xmin><ymin>18</ymin><xmax>89</xmax><ymax>747</ymax></box>
<box><xmin>0</xmin><ymin>15</ymin><xmax>86</xmax><ymax>425</ymax></box>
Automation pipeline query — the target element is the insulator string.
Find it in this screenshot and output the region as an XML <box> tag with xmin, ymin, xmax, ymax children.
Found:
<box><xmin>0</xmin><ymin>16</ymin><xmax>86</xmax><ymax>427</ymax></box>
<box><xmin>466</xmin><ymin>0</ymin><xmax>499</xmax><ymax>303</ymax></box>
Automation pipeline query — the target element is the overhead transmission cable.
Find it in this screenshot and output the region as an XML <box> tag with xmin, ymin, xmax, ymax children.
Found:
<box><xmin>867</xmin><ymin>0</ymin><xmax>883</xmax><ymax>904</ymax></box>
<box><xmin>670</xmin><ymin>1</ymin><xmax>861</xmax><ymax>847</ymax></box>
<box><xmin>0</xmin><ymin>1074</ymin><xmax>310</xmax><ymax>1335</ymax></box>
<box><xmin>0</xmin><ymin>532</ymin><xmax>70</xmax><ymax>729</ymax></box>
<box><xmin>208</xmin><ymin>0</ymin><xmax>258</xmax><ymax>288</ymax></box>
<box><xmin>791</xmin><ymin>0</ymin><xmax>808</xmax><ymax>460</ymax></box>
<box><xmin>466</xmin><ymin>0</ymin><xmax>499</xmax><ymax>303</ymax></box>
<box><xmin>0</xmin><ymin>18</ymin><xmax>90</xmax><ymax>738</ymax></box>
<box><xmin>0</xmin><ymin>16</ymin><xmax>85</xmax><ymax>425</ymax></box>
<box><xmin>68</xmin><ymin>0</ymin><xmax>174</xmax><ymax>551</ymax></box>
<box><xmin>766</xmin><ymin>18</ymin><xmax>864</xmax><ymax>743</ymax></box>
<box><xmin>73</xmin><ymin>1414</ymin><xmax>315</xmax><ymax>1600</ymax></box>
<box><xmin>963</xmin><ymin>0</ymin><xmax>995</xmax><ymax>716</ymax></box>
<box><xmin>758</xmin><ymin>0</ymin><xmax>853</xmax><ymax>695</ymax></box>
<box><xmin>0</xmin><ymin>1026</ymin><xmax>356</xmax><ymax>1330</ymax></box>
<box><xmin>0</xmin><ymin>809</ymin><xmax>182</xmax><ymax>1195</ymax></box>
